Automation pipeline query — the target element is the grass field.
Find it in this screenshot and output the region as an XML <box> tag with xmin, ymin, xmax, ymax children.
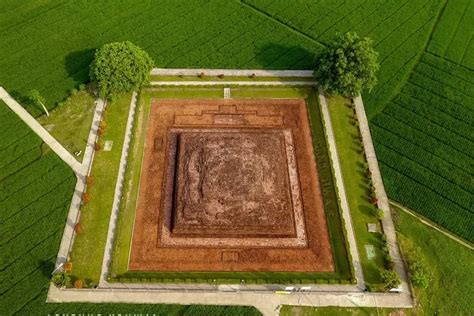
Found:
<box><xmin>280</xmin><ymin>207</ymin><xmax>474</xmax><ymax>315</ymax></box>
<box><xmin>0</xmin><ymin>0</ymin><xmax>472</xmax><ymax>313</ymax></box>
<box><xmin>110</xmin><ymin>87</ymin><xmax>353</xmax><ymax>284</ymax></box>
<box><xmin>37</xmin><ymin>89</ymin><xmax>96</xmax><ymax>161</ymax></box>
<box><xmin>326</xmin><ymin>96</ymin><xmax>385</xmax><ymax>288</ymax></box>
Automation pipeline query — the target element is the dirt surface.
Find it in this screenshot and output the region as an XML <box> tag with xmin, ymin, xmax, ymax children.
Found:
<box><xmin>129</xmin><ymin>99</ymin><xmax>333</xmax><ymax>272</ymax></box>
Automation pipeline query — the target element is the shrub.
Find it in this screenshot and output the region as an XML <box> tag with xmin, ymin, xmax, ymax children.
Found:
<box><xmin>376</xmin><ymin>208</ymin><xmax>384</xmax><ymax>220</ymax></box>
<box><xmin>85</xmin><ymin>176</ymin><xmax>94</xmax><ymax>186</ymax></box>
<box><xmin>314</xmin><ymin>32</ymin><xmax>379</xmax><ymax>96</ymax></box>
<box><xmin>70</xmin><ymin>88</ymin><xmax>78</xmax><ymax>95</ymax></box>
<box><xmin>408</xmin><ymin>260</ymin><xmax>430</xmax><ymax>289</ymax></box>
<box><xmin>74</xmin><ymin>223</ymin><xmax>82</xmax><ymax>234</ymax></box>
<box><xmin>217</xmin><ymin>74</ymin><xmax>224</xmax><ymax>78</ymax></box>
<box><xmin>198</xmin><ymin>72</ymin><xmax>205</xmax><ymax>79</ymax></box>
<box><xmin>97</xmin><ymin>128</ymin><xmax>104</xmax><ymax>136</ymax></box>
<box><xmin>94</xmin><ymin>142</ymin><xmax>101</xmax><ymax>151</ymax></box>
<box><xmin>90</xmin><ymin>41</ymin><xmax>154</xmax><ymax>98</ymax></box>
<box><xmin>380</xmin><ymin>269</ymin><xmax>401</xmax><ymax>291</ymax></box>
<box><xmin>81</xmin><ymin>192</ymin><xmax>91</xmax><ymax>203</ymax></box>
<box><xmin>370</xmin><ymin>197</ymin><xmax>378</xmax><ymax>205</ymax></box>
<box><xmin>51</xmin><ymin>272</ymin><xmax>71</xmax><ymax>288</ymax></box>
<box><xmin>63</xmin><ymin>262</ymin><xmax>73</xmax><ymax>272</ymax></box>
<box><xmin>28</xmin><ymin>89</ymin><xmax>49</xmax><ymax>116</ymax></box>
<box><xmin>74</xmin><ymin>279</ymin><xmax>83</xmax><ymax>289</ymax></box>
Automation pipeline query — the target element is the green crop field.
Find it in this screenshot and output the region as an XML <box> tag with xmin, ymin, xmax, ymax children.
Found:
<box><xmin>0</xmin><ymin>0</ymin><xmax>473</xmax><ymax>314</ymax></box>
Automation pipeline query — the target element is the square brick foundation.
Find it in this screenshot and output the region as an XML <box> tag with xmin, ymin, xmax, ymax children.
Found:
<box><xmin>129</xmin><ymin>99</ymin><xmax>334</xmax><ymax>272</ymax></box>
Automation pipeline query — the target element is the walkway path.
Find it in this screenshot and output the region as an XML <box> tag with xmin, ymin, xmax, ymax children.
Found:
<box><xmin>390</xmin><ymin>200</ymin><xmax>474</xmax><ymax>250</ymax></box>
<box><xmin>48</xmin><ymin>285</ymin><xmax>413</xmax><ymax>316</ymax></box>
<box><xmin>151</xmin><ymin>68</ymin><xmax>313</xmax><ymax>77</ymax></box>
<box><xmin>318</xmin><ymin>90</ymin><xmax>365</xmax><ymax>289</ymax></box>
<box><xmin>0</xmin><ymin>87</ymin><xmax>83</xmax><ymax>175</ymax></box>
<box><xmin>353</xmin><ymin>96</ymin><xmax>410</xmax><ymax>294</ymax></box>
<box><xmin>150</xmin><ymin>80</ymin><xmax>315</xmax><ymax>86</ymax></box>
<box><xmin>99</xmin><ymin>92</ymin><xmax>138</xmax><ymax>287</ymax></box>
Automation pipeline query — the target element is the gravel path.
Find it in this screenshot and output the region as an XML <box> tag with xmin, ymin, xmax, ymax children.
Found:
<box><xmin>151</xmin><ymin>68</ymin><xmax>313</xmax><ymax>77</ymax></box>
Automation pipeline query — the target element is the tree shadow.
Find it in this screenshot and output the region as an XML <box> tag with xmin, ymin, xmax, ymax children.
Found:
<box><xmin>254</xmin><ymin>43</ymin><xmax>316</xmax><ymax>70</ymax></box>
<box><xmin>64</xmin><ymin>48</ymin><xmax>95</xmax><ymax>85</ymax></box>
<box><xmin>38</xmin><ymin>259</ymin><xmax>55</xmax><ymax>278</ymax></box>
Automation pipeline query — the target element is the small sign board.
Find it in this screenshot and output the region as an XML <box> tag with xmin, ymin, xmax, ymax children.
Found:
<box><xmin>365</xmin><ymin>244</ymin><xmax>376</xmax><ymax>260</ymax></box>
<box><xmin>104</xmin><ymin>140</ymin><xmax>113</xmax><ymax>151</ymax></box>
<box><xmin>367</xmin><ymin>223</ymin><xmax>377</xmax><ymax>233</ymax></box>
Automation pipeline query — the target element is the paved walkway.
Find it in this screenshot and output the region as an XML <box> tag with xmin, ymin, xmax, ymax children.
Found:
<box><xmin>390</xmin><ymin>200</ymin><xmax>474</xmax><ymax>250</ymax></box>
<box><xmin>150</xmin><ymin>80</ymin><xmax>315</xmax><ymax>86</ymax></box>
<box><xmin>100</xmin><ymin>92</ymin><xmax>138</xmax><ymax>286</ymax></box>
<box><xmin>0</xmin><ymin>87</ymin><xmax>83</xmax><ymax>175</ymax></box>
<box><xmin>353</xmin><ymin>96</ymin><xmax>411</xmax><ymax>294</ymax></box>
<box><xmin>48</xmin><ymin>285</ymin><xmax>413</xmax><ymax>316</ymax></box>
<box><xmin>318</xmin><ymin>90</ymin><xmax>365</xmax><ymax>289</ymax></box>
<box><xmin>151</xmin><ymin>68</ymin><xmax>313</xmax><ymax>77</ymax></box>
<box><xmin>54</xmin><ymin>99</ymin><xmax>106</xmax><ymax>268</ymax></box>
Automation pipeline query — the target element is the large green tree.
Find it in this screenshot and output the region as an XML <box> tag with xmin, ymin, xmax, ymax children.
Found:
<box><xmin>90</xmin><ymin>41</ymin><xmax>154</xmax><ymax>98</ymax></box>
<box><xmin>314</xmin><ymin>32</ymin><xmax>379</xmax><ymax>96</ymax></box>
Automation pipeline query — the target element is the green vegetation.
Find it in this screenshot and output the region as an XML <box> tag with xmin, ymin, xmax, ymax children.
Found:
<box><xmin>110</xmin><ymin>87</ymin><xmax>352</xmax><ymax>284</ymax></box>
<box><xmin>69</xmin><ymin>92</ymin><xmax>132</xmax><ymax>282</ymax></box>
<box><xmin>314</xmin><ymin>32</ymin><xmax>379</xmax><ymax>96</ymax></box>
<box><xmin>91</xmin><ymin>41</ymin><xmax>154</xmax><ymax>98</ymax></box>
<box><xmin>326</xmin><ymin>96</ymin><xmax>385</xmax><ymax>288</ymax></box>
<box><xmin>280</xmin><ymin>306</ymin><xmax>407</xmax><ymax>316</ymax></box>
<box><xmin>38</xmin><ymin>89</ymin><xmax>96</xmax><ymax>161</ymax></box>
<box><xmin>281</xmin><ymin>207</ymin><xmax>474</xmax><ymax>315</ymax></box>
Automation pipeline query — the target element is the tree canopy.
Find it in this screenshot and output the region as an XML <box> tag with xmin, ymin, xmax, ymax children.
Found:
<box><xmin>314</xmin><ymin>32</ymin><xmax>379</xmax><ymax>96</ymax></box>
<box><xmin>90</xmin><ymin>41</ymin><xmax>154</xmax><ymax>98</ymax></box>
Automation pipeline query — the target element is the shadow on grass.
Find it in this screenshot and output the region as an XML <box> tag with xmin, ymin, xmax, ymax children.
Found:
<box><xmin>254</xmin><ymin>43</ymin><xmax>316</xmax><ymax>69</ymax></box>
<box><xmin>64</xmin><ymin>48</ymin><xmax>95</xmax><ymax>86</ymax></box>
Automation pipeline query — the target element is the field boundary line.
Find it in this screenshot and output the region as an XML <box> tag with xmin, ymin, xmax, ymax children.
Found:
<box><xmin>0</xmin><ymin>86</ymin><xmax>83</xmax><ymax>175</ymax></box>
<box><xmin>151</xmin><ymin>68</ymin><xmax>314</xmax><ymax>77</ymax></box>
<box><xmin>354</xmin><ymin>96</ymin><xmax>411</xmax><ymax>296</ymax></box>
<box><xmin>390</xmin><ymin>200</ymin><xmax>474</xmax><ymax>250</ymax></box>
<box><xmin>317</xmin><ymin>89</ymin><xmax>365</xmax><ymax>290</ymax></box>
<box><xmin>238</xmin><ymin>0</ymin><xmax>325</xmax><ymax>48</ymax></box>
<box><xmin>54</xmin><ymin>99</ymin><xmax>106</xmax><ymax>269</ymax></box>
<box><xmin>99</xmin><ymin>92</ymin><xmax>138</xmax><ymax>287</ymax></box>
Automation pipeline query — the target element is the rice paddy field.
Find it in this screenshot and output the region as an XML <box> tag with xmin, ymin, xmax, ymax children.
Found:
<box><xmin>0</xmin><ymin>0</ymin><xmax>472</xmax><ymax>314</ymax></box>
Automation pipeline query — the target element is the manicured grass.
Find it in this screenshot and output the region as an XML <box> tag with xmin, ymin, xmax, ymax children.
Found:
<box><xmin>69</xmin><ymin>92</ymin><xmax>133</xmax><ymax>282</ymax></box>
<box><xmin>280</xmin><ymin>306</ymin><xmax>407</xmax><ymax>316</ymax></box>
<box><xmin>110</xmin><ymin>87</ymin><xmax>352</xmax><ymax>284</ymax></box>
<box><xmin>38</xmin><ymin>89</ymin><xmax>96</xmax><ymax>162</ymax></box>
<box><xmin>280</xmin><ymin>207</ymin><xmax>474</xmax><ymax>315</ymax></box>
<box><xmin>393</xmin><ymin>206</ymin><xmax>474</xmax><ymax>315</ymax></box>
<box><xmin>326</xmin><ymin>96</ymin><xmax>384</xmax><ymax>288</ymax></box>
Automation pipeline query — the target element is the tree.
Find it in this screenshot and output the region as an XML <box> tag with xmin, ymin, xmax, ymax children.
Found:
<box><xmin>380</xmin><ymin>269</ymin><xmax>401</xmax><ymax>291</ymax></box>
<box><xmin>28</xmin><ymin>89</ymin><xmax>49</xmax><ymax>116</ymax></box>
<box><xmin>90</xmin><ymin>41</ymin><xmax>154</xmax><ymax>98</ymax></box>
<box><xmin>314</xmin><ymin>32</ymin><xmax>379</xmax><ymax>96</ymax></box>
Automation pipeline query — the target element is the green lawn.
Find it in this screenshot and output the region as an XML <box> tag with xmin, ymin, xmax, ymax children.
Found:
<box><xmin>37</xmin><ymin>90</ymin><xmax>96</xmax><ymax>162</ymax></box>
<box><xmin>69</xmin><ymin>92</ymin><xmax>132</xmax><ymax>283</ymax></box>
<box><xmin>110</xmin><ymin>87</ymin><xmax>352</xmax><ymax>284</ymax></box>
<box><xmin>280</xmin><ymin>207</ymin><xmax>474</xmax><ymax>315</ymax></box>
<box><xmin>326</xmin><ymin>96</ymin><xmax>385</xmax><ymax>288</ymax></box>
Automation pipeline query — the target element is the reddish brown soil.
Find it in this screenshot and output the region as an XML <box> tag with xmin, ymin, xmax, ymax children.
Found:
<box><xmin>129</xmin><ymin>99</ymin><xmax>334</xmax><ymax>272</ymax></box>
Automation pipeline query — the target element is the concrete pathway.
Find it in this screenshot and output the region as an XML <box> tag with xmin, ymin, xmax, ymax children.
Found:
<box><xmin>54</xmin><ymin>99</ymin><xmax>106</xmax><ymax>268</ymax></box>
<box><xmin>99</xmin><ymin>92</ymin><xmax>138</xmax><ymax>286</ymax></box>
<box><xmin>390</xmin><ymin>200</ymin><xmax>474</xmax><ymax>250</ymax></box>
<box><xmin>150</xmin><ymin>80</ymin><xmax>315</xmax><ymax>86</ymax></box>
<box><xmin>48</xmin><ymin>285</ymin><xmax>413</xmax><ymax>316</ymax></box>
<box><xmin>353</xmin><ymin>96</ymin><xmax>410</xmax><ymax>294</ymax></box>
<box><xmin>318</xmin><ymin>90</ymin><xmax>365</xmax><ymax>290</ymax></box>
<box><xmin>151</xmin><ymin>68</ymin><xmax>313</xmax><ymax>77</ymax></box>
<box><xmin>0</xmin><ymin>87</ymin><xmax>83</xmax><ymax>175</ymax></box>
